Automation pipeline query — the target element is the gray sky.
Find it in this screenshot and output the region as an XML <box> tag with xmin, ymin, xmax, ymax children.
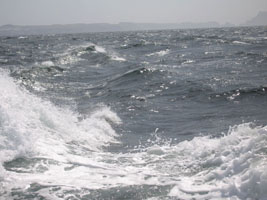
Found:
<box><xmin>0</xmin><ymin>0</ymin><xmax>266</xmax><ymax>26</ymax></box>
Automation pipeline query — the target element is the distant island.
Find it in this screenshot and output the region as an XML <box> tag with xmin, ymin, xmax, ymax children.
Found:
<box><xmin>0</xmin><ymin>21</ymin><xmax>224</xmax><ymax>36</ymax></box>
<box><xmin>244</xmin><ymin>11</ymin><xmax>267</xmax><ymax>26</ymax></box>
<box><xmin>0</xmin><ymin>11</ymin><xmax>266</xmax><ymax>36</ymax></box>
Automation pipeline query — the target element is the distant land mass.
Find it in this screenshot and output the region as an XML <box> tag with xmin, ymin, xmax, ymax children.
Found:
<box><xmin>245</xmin><ymin>11</ymin><xmax>267</xmax><ymax>26</ymax></box>
<box><xmin>0</xmin><ymin>11</ymin><xmax>266</xmax><ymax>36</ymax></box>
<box><xmin>0</xmin><ymin>22</ymin><xmax>223</xmax><ymax>36</ymax></box>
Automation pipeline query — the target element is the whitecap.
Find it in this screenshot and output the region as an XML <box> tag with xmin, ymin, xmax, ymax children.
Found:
<box><xmin>94</xmin><ymin>45</ymin><xmax>107</xmax><ymax>54</ymax></box>
<box><xmin>18</xmin><ymin>36</ymin><xmax>27</xmax><ymax>39</ymax></box>
<box><xmin>41</xmin><ymin>60</ymin><xmax>55</xmax><ymax>67</ymax></box>
<box><xmin>182</xmin><ymin>59</ymin><xmax>195</xmax><ymax>64</ymax></box>
<box><xmin>233</xmin><ymin>41</ymin><xmax>249</xmax><ymax>45</ymax></box>
<box><xmin>167</xmin><ymin>123</ymin><xmax>267</xmax><ymax>199</ymax></box>
<box><xmin>0</xmin><ymin>70</ymin><xmax>121</xmax><ymax>165</ymax></box>
<box><xmin>110</xmin><ymin>55</ymin><xmax>126</xmax><ymax>62</ymax></box>
<box><xmin>147</xmin><ymin>49</ymin><xmax>170</xmax><ymax>57</ymax></box>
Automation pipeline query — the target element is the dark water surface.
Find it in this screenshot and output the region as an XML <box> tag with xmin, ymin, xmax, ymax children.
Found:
<box><xmin>0</xmin><ymin>27</ymin><xmax>267</xmax><ymax>199</ymax></box>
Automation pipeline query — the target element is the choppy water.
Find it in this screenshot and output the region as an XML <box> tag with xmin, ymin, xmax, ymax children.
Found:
<box><xmin>0</xmin><ymin>26</ymin><xmax>267</xmax><ymax>200</ymax></box>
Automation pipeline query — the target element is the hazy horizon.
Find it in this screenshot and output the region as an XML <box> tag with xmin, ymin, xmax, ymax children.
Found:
<box><xmin>0</xmin><ymin>0</ymin><xmax>267</xmax><ymax>26</ymax></box>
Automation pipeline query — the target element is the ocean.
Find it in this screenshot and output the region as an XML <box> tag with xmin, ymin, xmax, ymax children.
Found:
<box><xmin>0</xmin><ymin>26</ymin><xmax>267</xmax><ymax>199</ymax></box>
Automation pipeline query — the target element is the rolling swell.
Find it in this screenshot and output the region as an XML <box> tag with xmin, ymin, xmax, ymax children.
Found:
<box><xmin>83</xmin><ymin>66</ymin><xmax>172</xmax><ymax>100</ymax></box>
<box><xmin>209</xmin><ymin>85</ymin><xmax>267</xmax><ymax>101</ymax></box>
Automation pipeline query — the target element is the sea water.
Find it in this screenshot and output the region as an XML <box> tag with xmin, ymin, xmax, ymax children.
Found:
<box><xmin>0</xmin><ymin>26</ymin><xmax>267</xmax><ymax>199</ymax></box>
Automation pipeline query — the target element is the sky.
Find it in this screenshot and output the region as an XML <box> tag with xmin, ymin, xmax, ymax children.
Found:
<box><xmin>0</xmin><ymin>0</ymin><xmax>266</xmax><ymax>26</ymax></box>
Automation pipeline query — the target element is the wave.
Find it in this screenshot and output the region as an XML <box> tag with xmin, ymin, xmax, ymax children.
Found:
<box><xmin>0</xmin><ymin>70</ymin><xmax>121</xmax><ymax>169</ymax></box>
<box><xmin>74</xmin><ymin>43</ymin><xmax>126</xmax><ymax>64</ymax></box>
<box><xmin>235</xmin><ymin>51</ymin><xmax>266</xmax><ymax>58</ymax></box>
<box><xmin>120</xmin><ymin>42</ymin><xmax>147</xmax><ymax>49</ymax></box>
<box><xmin>147</xmin><ymin>49</ymin><xmax>170</xmax><ymax>57</ymax></box>
<box><xmin>110</xmin><ymin>55</ymin><xmax>126</xmax><ymax>62</ymax></box>
<box><xmin>10</xmin><ymin>64</ymin><xmax>65</xmax><ymax>92</ymax></box>
<box><xmin>87</xmin><ymin>66</ymin><xmax>168</xmax><ymax>95</ymax></box>
<box><xmin>232</xmin><ymin>40</ymin><xmax>250</xmax><ymax>45</ymax></box>
<box><xmin>210</xmin><ymin>86</ymin><xmax>267</xmax><ymax>101</ymax></box>
<box><xmin>1</xmin><ymin>29</ymin><xmax>267</xmax><ymax>199</ymax></box>
<box><xmin>2</xmin><ymin>122</ymin><xmax>265</xmax><ymax>199</ymax></box>
<box><xmin>43</xmin><ymin>42</ymin><xmax>123</xmax><ymax>67</ymax></box>
<box><xmin>1</xmin><ymin>74</ymin><xmax>266</xmax><ymax>199</ymax></box>
<box><xmin>168</xmin><ymin>123</ymin><xmax>267</xmax><ymax>199</ymax></box>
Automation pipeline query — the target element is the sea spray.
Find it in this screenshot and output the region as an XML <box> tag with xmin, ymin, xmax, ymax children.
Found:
<box><xmin>0</xmin><ymin>70</ymin><xmax>121</xmax><ymax>163</ymax></box>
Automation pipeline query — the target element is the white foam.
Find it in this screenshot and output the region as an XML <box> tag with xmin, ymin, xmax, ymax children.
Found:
<box><xmin>41</xmin><ymin>60</ymin><xmax>55</xmax><ymax>67</ymax></box>
<box><xmin>205</xmin><ymin>51</ymin><xmax>216</xmax><ymax>55</ymax></box>
<box><xmin>18</xmin><ymin>36</ymin><xmax>27</xmax><ymax>39</ymax></box>
<box><xmin>0</xmin><ymin>58</ymin><xmax>8</xmax><ymax>63</ymax></box>
<box><xmin>57</xmin><ymin>54</ymin><xmax>82</xmax><ymax>65</ymax></box>
<box><xmin>147</xmin><ymin>49</ymin><xmax>170</xmax><ymax>57</ymax></box>
<box><xmin>167</xmin><ymin>123</ymin><xmax>267</xmax><ymax>199</ymax></box>
<box><xmin>56</xmin><ymin>42</ymin><xmax>126</xmax><ymax>65</ymax></box>
<box><xmin>95</xmin><ymin>45</ymin><xmax>106</xmax><ymax>53</ymax></box>
<box><xmin>54</xmin><ymin>43</ymin><xmax>94</xmax><ymax>65</ymax></box>
<box><xmin>110</xmin><ymin>55</ymin><xmax>126</xmax><ymax>62</ymax></box>
<box><xmin>182</xmin><ymin>59</ymin><xmax>195</xmax><ymax>64</ymax></box>
<box><xmin>92</xmin><ymin>44</ymin><xmax>126</xmax><ymax>62</ymax></box>
<box><xmin>233</xmin><ymin>41</ymin><xmax>249</xmax><ymax>45</ymax></box>
<box><xmin>1</xmin><ymin>70</ymin><xmax>267</xmax><ymax>199</ymax></box>
<box><xmin>0</xmin><ymin>70</ymin><xmax>121</xmax><ymax>164</ymax></box>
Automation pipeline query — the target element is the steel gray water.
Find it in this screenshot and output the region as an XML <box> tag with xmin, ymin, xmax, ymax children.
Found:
<box><xmin>0</xmin><ymin>27</ymin><xmax>267</xmax><ymax>199</ymax></box>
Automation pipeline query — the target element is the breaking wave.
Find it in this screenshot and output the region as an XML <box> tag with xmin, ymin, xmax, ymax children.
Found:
<box><xmin>0</xmin><ymin>70</ymin><xmax>121</xmax><ymax>172</ymax></box>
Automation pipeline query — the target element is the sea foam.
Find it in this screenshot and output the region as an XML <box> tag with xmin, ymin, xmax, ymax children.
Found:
<box><xmin>0</xmin><ymin>70</ymin><xmax>121</xmax><ymax>165</ymax></box>
<box><xmin>167</xmin><ymin>123</ymin><xmax>267</xmax><ymax>199</ymax></box>
<box><xmin>0</xmin><ymin>72</ymin><xmax>266</xmax><ymax>199</ymax></box>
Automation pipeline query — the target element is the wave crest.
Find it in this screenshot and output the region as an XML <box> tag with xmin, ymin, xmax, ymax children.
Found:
<box><xmin>0</xmin><ymin>71</ymin><xmax>121</xmax><ymax>166</ymax></box>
